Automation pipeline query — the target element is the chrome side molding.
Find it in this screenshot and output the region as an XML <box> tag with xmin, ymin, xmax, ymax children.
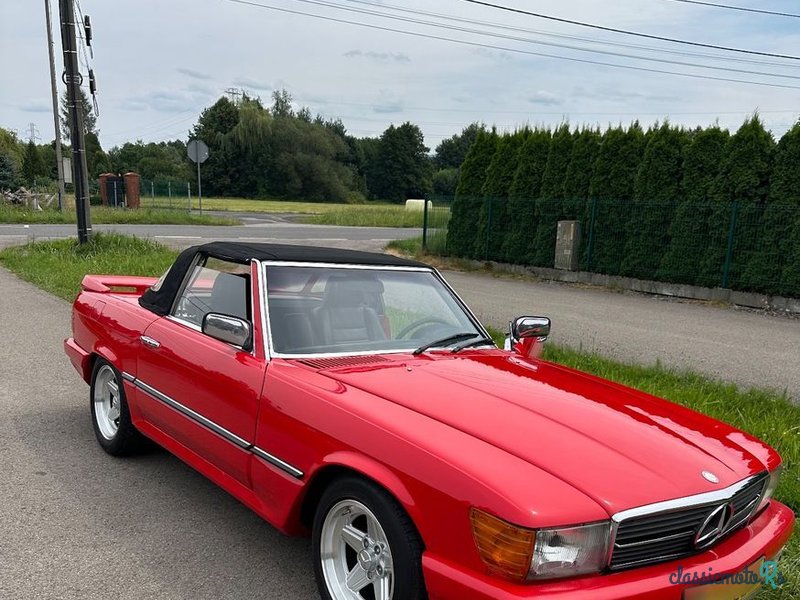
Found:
<box><xmin>122</xmin><ymin>372</ymin><xmax>304</xmax><ymax>480</ymax></box>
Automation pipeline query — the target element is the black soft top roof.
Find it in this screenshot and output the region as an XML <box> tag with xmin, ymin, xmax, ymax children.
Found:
<box><xmin>139</xmin><ymin>241</ymin><xmax>429</xmax><ymax>316</ymax></box>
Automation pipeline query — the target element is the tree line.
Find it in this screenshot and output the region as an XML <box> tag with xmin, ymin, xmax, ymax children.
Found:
<box><xmin>1</xmin><ymin>90</ymin><xmax>474</xmax><ymax>204</ymax></box>
<box><xmin>446</xmin><ymin>117</ymin><xmax>800</xmax><ymax>297</ymax></box>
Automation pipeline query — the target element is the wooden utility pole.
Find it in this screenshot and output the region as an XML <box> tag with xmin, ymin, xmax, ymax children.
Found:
<box><xmin>44</xmin><ymin>0</ymin><xmax>66</xmax><ymax>211</ymax></box>
<box><xmin>58</xmin><ymin>0</ymin><xmax>91</xmax><ymax>242</ymax></box>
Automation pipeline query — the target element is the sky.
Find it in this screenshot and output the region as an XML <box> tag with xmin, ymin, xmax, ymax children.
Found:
<box><xmin>2</xmin><ymin>0</ymin><xmax>799</xmax><ymax>152</ymax></box>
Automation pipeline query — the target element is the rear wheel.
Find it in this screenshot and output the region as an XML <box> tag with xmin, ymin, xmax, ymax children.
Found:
<box><xmin>313</xmin><ymin>477</ymin><xmax>425</xmax><ymax>600</ymax></box>
<box><xmin>90</xmin><ymin>359</ymin><xmax>143</xmax><ymax>456</ymax></box>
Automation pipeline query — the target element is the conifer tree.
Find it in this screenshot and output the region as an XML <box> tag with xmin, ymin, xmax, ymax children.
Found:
<box><xmin>475</xmin><ymin>131</ymin><xmax>526</xmax><ymax>260</ymax></box>
<box><xmin>699</xmin><ymin>116</ymin><xmax>774</xmax><ymax>290</ymax></box>
<box><xmin>586</xmin><ymin>123</ymin><xmax>646</xmax><ymax>274</ymax></box>
<box><xmin>447</xmin><ymin>129</ymin><xmax>498</xmax><ymax>256</ymax></box>
<box><xmin>502</xmin><ymin>128</ymin><xmax>552</xmax><ymax>263</ymax></box>
<box><xmin>659</xmin><ymin>126</ymin><xmax>729</xmax><ymax>284</ymax></box>
<box><xmin>21</xmin><ymin>140</ymin><xmax>45</xmax><ymax>186</ymax></box>
<box><xmin>742</xmin><ymin>123</ymin><xmax>800</xmax><ymax>295</ymax></box>
<box><xmin>621</xmin><ymin>122</ymin><xmax>688</xmax><ymax>278</ymax></box>
<box><xmin>562</xmin><ymin>127</ymin><xmax>601</xmax><ymax>220</ymax></box>
<box><xmin>530</xmin><ymin>124</ymin><xmax>574</xmax><ymax>266</ymax></box>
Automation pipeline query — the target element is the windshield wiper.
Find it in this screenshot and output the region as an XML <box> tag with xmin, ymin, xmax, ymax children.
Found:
<box><xmin>412</xmin><ymin>332</ymin><xmax>479</xmax><ymax>356</ymax></box>
<box><xmin>451</xmin><ymin>336</ymin><xmax>495</xmax><ymax>353</ymax></box>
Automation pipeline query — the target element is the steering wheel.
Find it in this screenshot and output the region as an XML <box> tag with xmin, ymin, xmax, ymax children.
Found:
<box><xmin>396</xmin><ymin>317</ymin><xmax>453</xmax><ymax>339</ymax></box>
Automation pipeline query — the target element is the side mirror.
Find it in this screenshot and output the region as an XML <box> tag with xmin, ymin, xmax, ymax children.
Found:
<box><xmin>512</xmin><ymin>316</ymin><xmax>551</xmax><ymax>341</ymax></box>
<box><xmin>505</xmin><ymin>316</ymin><xmax>551</xmax><ymax>353</ymax></box>
<box><xmin>202</xmin><ymin>313</ymin><xmax>252</xmax><ymax>351</ymax></box>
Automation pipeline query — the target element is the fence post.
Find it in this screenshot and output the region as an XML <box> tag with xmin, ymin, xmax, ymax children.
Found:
<box><xmin>187</xmin><ymin>182</ymin><xmax>191</xmax><ymax>211</ymax></box>
<box><xmin>484</xmin><ymin>197</ymin><xmax>493</xmax><ymax>260</ymax></box>
<box><xmin>422</xmin><ymin>198</ymin><xmax>429</xmax><ymax>252</ymax></box>
<box><xmin>721</xmin><ymin>201</ymin><xmax>739</xmax><ymax>289</ymax></box>
<box><xmin>586</xmin><ymin>197</ymin><xmax>598</xmax><ymax>270</ymax></box>
<box><xmin>151</xmin><ymin>181</ymin><xmax>154</xmax><ymax>201</ymax></box>
<box><xmin>168</xmin><ymin>181</ymin><xmax>172</xmax><ymax>208</ymax></box>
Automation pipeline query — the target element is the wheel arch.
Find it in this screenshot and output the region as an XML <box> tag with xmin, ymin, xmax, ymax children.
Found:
<box><xmin>92</xmin><ymin>344</ymin><xmax>120</xmax><ymax>371</ymax></box>
<box><xmin>298</xmin><ymin>452</ymin><xmax>424</xmax><ymax>547</ymax></box>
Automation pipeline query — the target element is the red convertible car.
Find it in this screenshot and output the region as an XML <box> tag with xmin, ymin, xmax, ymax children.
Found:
<box><xmin>65</xmin><ymin>242</ymin><xmax>794</xmax><ymax>600</ymax></box>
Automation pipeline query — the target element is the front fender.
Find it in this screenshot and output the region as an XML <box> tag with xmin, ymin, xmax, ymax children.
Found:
<box><xmin>321</xmin><ymin>450</ymin><xmax>416</xmax><ymax>505</ymax></box>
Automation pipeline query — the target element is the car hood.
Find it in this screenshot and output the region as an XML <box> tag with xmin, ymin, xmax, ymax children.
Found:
<box><xmin>315</xmin><ymin>351</ymin><xmax>771</xmax><ymax>516</ymax></box>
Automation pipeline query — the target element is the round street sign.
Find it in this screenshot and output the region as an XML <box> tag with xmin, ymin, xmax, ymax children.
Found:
<box><xmin>187</xmin><ymin>139</ymin><xmax>209</xmax><ymax>164</ymax></box>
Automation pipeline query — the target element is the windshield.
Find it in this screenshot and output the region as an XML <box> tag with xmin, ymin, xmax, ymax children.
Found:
<box><xmin>265</xmin><ymin>265</ymin><xmax>485</xmax><ymax>355</ymax></box>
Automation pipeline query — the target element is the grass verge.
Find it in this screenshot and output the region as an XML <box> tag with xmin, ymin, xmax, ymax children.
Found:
<box><xmin>143</xmin><ymin>197</ymin><xmax>444</xmax><ymax>229</ymax></box>
<box><xmin>0</xmin><ymin>234</ymin><xmax>178</xmax><ymax>300</ymax></box>
<box><xmin>1</xmin><ymin>235</ymin><xmax>797</xmax><ymax>595</ymax></box>
<box><xmin>0</xmin><ymin>204</ymin><xmax>238</xmax><ymax>225</ymax></box>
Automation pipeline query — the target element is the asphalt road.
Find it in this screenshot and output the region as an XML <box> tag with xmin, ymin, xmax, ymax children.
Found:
<box><xmin>0</xmin><ymin>221</ymin><xmax>421</xmax><ymax>253</ymax></box>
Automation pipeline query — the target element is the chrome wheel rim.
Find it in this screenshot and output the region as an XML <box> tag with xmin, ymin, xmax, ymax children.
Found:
<box><xmin>93</xmin><ymin>365</ymin><xmax>121</xmax><ymax>440</ymax></box>
<box><xmin>320</xmin><ymin>499</ymin><xmax>394</xmax><ymax>600</ymax></box>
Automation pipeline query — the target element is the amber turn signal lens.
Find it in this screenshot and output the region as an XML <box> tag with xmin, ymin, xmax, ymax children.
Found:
<box><xmin>470</xmin><ymin>508</ymin><xmax>535</xmax><ymax>581</ymax></box>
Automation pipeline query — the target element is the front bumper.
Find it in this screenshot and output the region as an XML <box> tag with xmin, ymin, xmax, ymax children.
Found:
<box><xmin>423</xmin><ymin>500</ymin><xmax>794</xmax><ymax>600</ymax></box>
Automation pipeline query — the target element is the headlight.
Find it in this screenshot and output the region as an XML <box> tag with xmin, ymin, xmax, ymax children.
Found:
<box><xmin>530</xmin><ymin>521</ymin><xmax>612</xmax><ymax>579</ymax></box>
<box><xmin>470</xmin><ymin>508</ymin><xmax>612</xmax><ymax>582</ymax></box>
<box><xmin>755</xmin><ymin>465</ymin><xmax>782</xmax><ymax>516</ymax></box>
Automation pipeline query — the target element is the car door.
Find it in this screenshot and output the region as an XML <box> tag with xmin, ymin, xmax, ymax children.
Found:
<box><xmin>135</xmin><ymin>256</ymin><xmax>266</xmax><ymax>487</ymax></box>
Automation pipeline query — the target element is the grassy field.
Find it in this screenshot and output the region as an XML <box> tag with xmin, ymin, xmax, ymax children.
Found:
<box><xmin>142</xmin><ymin>196</ymin><xmax>444</xmax><ymax>228</ymax></box>
<box><xmin>302</xmin><ymin>206</ymin><xmax>426</xmax><ymax>227</ymax></box>
<box><xmin>1</xmin><ymin>235</ymin><xmax>797</xmax><ymax>595</ymax></box>
<box><xmin>0</xmin><ymin>204</ymin><xmax>238</xmax><ymax>225</ymax></box>
<box><xmin>142</xmin><ymin>196</ymin><xmax>355</xmax><ymax>214</ymax></box>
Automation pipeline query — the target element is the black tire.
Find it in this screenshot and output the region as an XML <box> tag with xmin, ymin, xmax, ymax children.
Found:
<box><xmin>89</xmin><ymin>358</ymin><xmax>144</xmax><ymax>456</ymax></box>
<box><xmin>312</xmin><ymin>476</ymin><xmax>426</xmax><ymax>600</ymax></box>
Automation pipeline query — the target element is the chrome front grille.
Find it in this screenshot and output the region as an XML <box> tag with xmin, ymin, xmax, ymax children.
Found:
<box><xmin>609</xmin><ymin>473</ymin><xmax>769</xmax><ymax>570</ymax></box>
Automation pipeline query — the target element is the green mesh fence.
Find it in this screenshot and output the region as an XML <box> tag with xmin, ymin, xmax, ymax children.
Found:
<box><xmin>436</xmin><ymin>196</ymin><xmax>800</xmax><ymax>298</ymax></box>
<box><xmin>422</xmin><ymin>195</ymin><xmax>454</xmax><ymax>255</ymax></box>
<box><xmin>138</xmin><ymin>179</ymin><xmax>194</xmax><ymax>210</ymax></box>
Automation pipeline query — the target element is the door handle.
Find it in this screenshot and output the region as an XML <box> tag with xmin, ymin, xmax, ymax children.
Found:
<box><xmin>140</xmin><ymin>335</ymin><xmax>161</xmax><ymax>348</ymax></box>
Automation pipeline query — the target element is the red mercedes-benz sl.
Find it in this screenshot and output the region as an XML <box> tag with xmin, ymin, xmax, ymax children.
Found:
<box><xmin>64</xmin><ymin>242</ymin><xmax>793</xmax><ymax>600</ymax></box>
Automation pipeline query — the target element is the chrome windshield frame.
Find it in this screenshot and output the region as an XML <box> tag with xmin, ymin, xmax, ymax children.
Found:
<box><xmin>260</xmin><ymin>261</ymin><xmax>494</xmax><ymax>359</ymax></box>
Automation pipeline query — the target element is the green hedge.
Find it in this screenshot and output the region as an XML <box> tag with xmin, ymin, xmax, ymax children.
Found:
<box><xmin>444</xmin><ymin>117</ymin><xmax>800</xmax><ymax>297</ymax></box>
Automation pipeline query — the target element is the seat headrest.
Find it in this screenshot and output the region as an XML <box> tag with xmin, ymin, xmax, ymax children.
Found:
<box><xmin>322</xmin><ymin>275</ymin><xmax>383</xmax><ymax>308</ymax></box>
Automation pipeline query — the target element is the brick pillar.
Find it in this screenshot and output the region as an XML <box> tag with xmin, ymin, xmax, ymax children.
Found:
<box><xmin>123</xmin><ymin>172</ymin><xmax>141</xmax><ymax>209</ymax></box>
<box><xmin>98</xmin><ymin>173</ymin><xmax>113</xmax><ymax>206</ymax></box>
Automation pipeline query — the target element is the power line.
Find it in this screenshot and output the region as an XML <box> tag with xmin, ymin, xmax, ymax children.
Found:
<box><xmin>289</xmin><ymin>0</ymin><xmax>800</xmax><ymax>81</ymax></box>
<box><xmin>348</xmin><ymin>0</ymin><xmax>800</xmax><ymax>69</ymax></box>
<box><xmin>663</xmin><ymin>0</ymin><xmax>800</xmax><ymax>18</ymax></box>
<box><xmin>458</xmin><ymin>0</ymin><xmax>800</xmax><ymax>61</ymax></box>
<box><xmin>300</xmin><ymin>98</ymin><xmax>799</xmax><ymax>117</ymax></box>
<box><xmin>227</xmin><ymin>0</ymin><xmax>800</xmax><ymax>91</ymax></box>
